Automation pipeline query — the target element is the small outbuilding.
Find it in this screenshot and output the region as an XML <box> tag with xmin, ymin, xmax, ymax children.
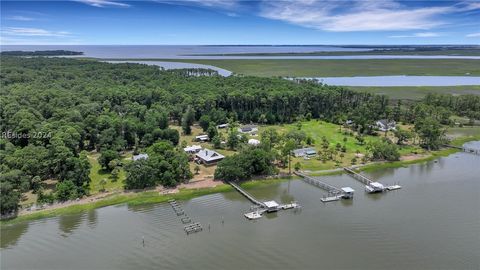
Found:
<box><xmin>195</xmin><ymin>148</ymin><xmax>225</xmax><ymax>165</ymax></box>
<box><xmin>184</xmin><ymin>145</ymin><xmax>202</xmax><ymax>154</ymax></box>
<box><xmin>217</xmin><ymin>123</ymin><xmax>229</xmax><ymax>129</ymax></box>
<box><xmin>238</xmin><ymin>125</ymin><xmax>258</xmax><ymax>134</ymax></box>
<box><xmin>248</xmin><ymin>139</ymin><xmax>261</xmax><ymax>146</ymax></box>
<box><xmin>375</xmin><ymin>119</ymin><xmax>396</xmax><ymax>132</ymax></box>
<box><xmin>341</xmin><ymin>187</ymin><xmax>355</xmax><ymax>199</ymax></box>
<box><xmin>132</xmin><ymin>153</ymin><xmax>149</xmax><ymax>161</ymax></box>
<box><xmin>292</xmin><ymin>147</ymin><xmax>317</xmax><ymax>157</ymax></box>
<box><xmin>195</xmin><ymin>134</ymin><xmax>209</xmax><ymax>142</ymax></box>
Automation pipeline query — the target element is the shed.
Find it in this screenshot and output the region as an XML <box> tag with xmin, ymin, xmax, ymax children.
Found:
<box><xmin>195</xmin><ymin>134</ymin><xmax>209</xmax><ymax>142</ymax></box>
<box><xmin>184</xmin><ymin>145</ymin><xmax>202</xmax><ymax>154</ymax></box>
<box><xmin>132</xmin><ymin>153</ymin><xmax>149</xmax><ymax>161</ymax></box>
<box><xmin>293</xmin><ymin>147</ymin><xmax>317</xmax><ymax>157</ymax></box>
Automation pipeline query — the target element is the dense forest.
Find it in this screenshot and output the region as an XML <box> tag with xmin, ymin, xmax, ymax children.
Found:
<box><xmin>0</xmin><ymin>50</ymin><xmax>83</xmax><ymax>56</ymax></box>
<box><xmin>0</xmin><ymin>56</ymin><xmax>478</xmax><ymax>216</ymax></box>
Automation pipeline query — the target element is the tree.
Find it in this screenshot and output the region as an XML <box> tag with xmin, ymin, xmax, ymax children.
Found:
<box><xmin>415</xmin><ymin>117</ymin><xmax>445</xmax><ymax>150</ymax></box>
<box><xmin>212</xmin><ymin>135</ymin><xmax>222</xmax><ymax>149</ymax></box>
<box><xmin>294</xmin><ymin>162</ymin><xmax>301</xmax><ymax>171</ymax></box>
<box><xmin>182</xmin><ymin>108</ymin><xmax>195</xmax><ymax>135</ymax></box>
<box><xmin>394</xmin><ymin>128</ymin><xmax>412</xmax><ymax>145</ymax></box>
<box><xmin>99</xmin><ymin>150</ymin><xmax>119</xmax><ymax>171</ymax></box>
<box><xmin>206</xmin><ymin>123</ymin><xmax>218</xmax><ymax>141</ymax></box>
<box><xmin>227</xmin><ymin>128</ymin><xmax>240</xmax><ymax>150</ymax></box>
<box><xmin>199</xmin><ymin>115</ymin><xmax>211</xmax><ymax>131</ymax></box>
<box><xmin>55</xmin><ymin>180</ymin><xmax>79</xmax><ymax>201</ymax></box>
<box><xmin>214</xmin><ymin>148</ymin><xmax>276</xmax><ymax>181</ymax></box>
<box><xmin>99</xmin><ymin>179</ymin><xmax>107</xmax><ymax>192</ymax></box>
<box><xmin>369</xmin><ymin>141</ymin><xmax>400</xmax><ymax>161</ymax></box>
<box><xmin>111</xmin><ymin>167</ymin><xmax>120</xmax><ymax>182</ymax></box>
<box><xmin>194</xmin><ymin>165</ymin><xmax>200</xmax><ymax>175</ymax></box>
<box><xmin>0</xmin><ymin>181</ymin><xmax>20</xmax><ymax>215</ymax></box>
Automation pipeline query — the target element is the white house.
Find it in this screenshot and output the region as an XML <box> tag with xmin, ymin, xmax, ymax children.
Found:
<box><xmin>376</xmin><ymin>119</ymin><xmax>396</xmax><ymax>132</ymax></box>
<box><xmin>292</xmin><ymin>147</ymin><xmax>317</xmax><ymax>157</ymax></box>
<box><xmin>195</xmin><ymin>149</ymin><xmax>225</xmax><ymax>165</ymax></box>
<box><xmin>248</xmin><ymin>139</ymin><xmax>261</xmax><ymax>146</ymax></box>
<box><xmin>238</xmin><ymin>125</ymin><xmax>258</xmax><ymax>134</ymax></box>
<box><xmin>132</xmin><ymin>153</ymin><xmax>149</xmax><ymax>161</ymax></box>
<box><xmin>184</xmin><ymin>145</ymin><xmax>202</xmax><ymax>154</ymax></box>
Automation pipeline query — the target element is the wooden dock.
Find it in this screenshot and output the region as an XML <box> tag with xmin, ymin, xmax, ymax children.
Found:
<box><xmin>228</xmin><ymin>182</ymin><xmax>266</xmax><ymax>207</ymax></box>
<box><xmin>443</xmin><ymin>144</ymin><xmax>480</xmax><ymax>155</ymax></box>
<box><xmin>343</xmin><ymin>167</ymin><xmax>401</xmax><ymax>193</ymax></box>
<box><xmin>343</xmin><ymin>167</ymin><xmax>373</xmax><ymax>185</ymax></box>
<box><xmin>295</xmin><ymin>172</ymin><xmax>343</xmax><ymax>196</ymax></box>
<box><xmin>169</xmin><ymin>199</ymin><xmax>202</xmax><ymax>234</ymax></box>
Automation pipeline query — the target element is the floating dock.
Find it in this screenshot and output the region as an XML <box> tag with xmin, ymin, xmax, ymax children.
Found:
<box><xmin>295</xmin><ymin>172</ymin><xmax>354</xmax><ymax>202</ymax></box>
<box><xmin>343</xmin><ymin>167</ymin><xmax>401</xmax><ymax>193</ymax></box>
<box><xmin>184</xmin><ymin>222</ymin><xmax>203</xmax><ymax>234</ymax></box>
<box><xmin>228</xmin><ymin>181</ymin><xmax>301</xmax><ymax>220</ymax></box>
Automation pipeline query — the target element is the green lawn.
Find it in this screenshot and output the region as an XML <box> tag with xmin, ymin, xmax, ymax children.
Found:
<box><xmin>261</xmin><ymin>120</ymin><xmax>422</xmax><ymax>171</ymax></box>
<box><xmin>144</xmin><ymin>59</ymin><xmax>480</xmax><ymax>77</ymax></box>
<box><xmin>88</xmin><ymin>153</ymin><xmax>126</xmax><ymax>194</ymax></box>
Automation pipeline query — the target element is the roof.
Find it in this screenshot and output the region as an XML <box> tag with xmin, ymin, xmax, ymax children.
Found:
<box><xmin>196</xmin><ymin>149</ymin><xmax>224</xmax><ymax>162</ymax></box>
<box><xmin>217</xmin><ymin>123</ymin><xmax>229</xmax><ymax>128</ymax></box>
<box><xmin>133</xmin><ymin>153</ymin><xmax>149</xmax><ymax>161</ymax></box>
<box><xmin>248</xmin><ymin>139</ymin><xmax>260</xmax><ymax>145</ymax></box>
<box><xmin>184</xmin><ymin>145</ymin><xmax>202</xmax><ymax>152</ymax></box>
<box><xmin>195</xmin><ymin>135</ymin><xmax>209</xmax><ymax>139</ymax></box>
<box><xmin>377</xmin><ymin>119</ymin><xmax>395</xmax><ymax>126</ymax></box>
<box><xmin>263</xmin><ymin>201</ymin><xmax>279</xmax><ymax>208</ymax></box>
<box><xmin>341</xmin><ymin>187</ymin><xmax>355</xmax><ymax>193</ymax></box>
<box><xmin>293</xmin><ymin>147</ymin><xmax>316</xmax><ymax>155</ymax></box>
<box><xmin>370</xmin><ymin>182</ymin><xmax>385</xmax><ymax>188</ymax></box>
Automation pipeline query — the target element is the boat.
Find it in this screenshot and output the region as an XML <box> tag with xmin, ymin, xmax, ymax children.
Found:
<box><xmin>244</xmin><ymin>211</ymin><xmax>262</xmax><ymax>220</ymax></box>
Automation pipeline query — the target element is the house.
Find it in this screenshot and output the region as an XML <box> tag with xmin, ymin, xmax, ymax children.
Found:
<box><xmin>195</xmin><ymin>134</ymin><xmax>209</xmax><ymax>142</ymax></box>
<box><xmin>238</xmin><ymin>125</ymin><xmax>258</xmax><ymax>134</ymax></box>
<box><xmin>217</xmin><ymin>123</ymin><xmax>229</xmax><ymax>129</ymax></box>
<box><xmin>292</xmin><ymin>147</ymin><xmax>317</xmax><ymax>157</ymax></box>
<box><xmin>132</xmin><ymin>153</ymin><xmax>149</xmax><ymax>161</ymax></box>
<box><xmin>375</xmin><ymin>119</ymin><xmax>396</xmax><ymax>132</ymax></box>
<box><xmin>248</xmin><ymin>139</ymin><xmax>260</xmax><ymax>146</ymax></box>
<box><xmin>195</xmin><ymin>148</ymin><xmax>225</xmax><ymax>165</ymax></box>
<box><xmin>184</xmin><ymin>145</ymin><xmax>202</xmax><ymax>154</ymax></box>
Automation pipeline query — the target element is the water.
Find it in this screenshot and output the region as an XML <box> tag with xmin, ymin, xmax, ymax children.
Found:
<box><xmin>2</xmin><ymin>45</ymin><xmax>480</xmax><ymax>59</ymax></box>
<box><xmin>105</xmin><ymin>60</ymin><xmax>232</xmax><ymax>77</ymax></box>
<box><xmin>2</xmin><ymin>145</ymin><xmax>479</xmax><ymax>270</ymax></box>
<box><xmin>308</xmin><ymin>75</ymin><xmax>480</xmax><ymax>86</ymax></box>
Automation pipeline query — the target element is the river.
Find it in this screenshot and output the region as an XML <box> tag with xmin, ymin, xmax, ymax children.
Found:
<box><xmin>1</xmin><ymin>144</ymin><xmax>479</xmax><ymax>270</ymax></box>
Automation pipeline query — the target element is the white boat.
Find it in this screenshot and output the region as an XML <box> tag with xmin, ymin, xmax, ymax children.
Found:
<box><xmin>281</xmin><ymin>202</ymin><xmax>300</xmax><ymax>209</ymax></box>
<box><xmin>386</xmin><ymin>185</ymin><xmax>402</xmax><ymax>191</ymax></box>
<box><xmin>244</xmin><ymin>211</ymin><xmax>262</xmax><ymax>220</ymax></box>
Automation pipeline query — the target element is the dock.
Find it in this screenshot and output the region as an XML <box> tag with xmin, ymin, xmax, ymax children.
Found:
<box><xmin>169</xmin><ymin>199</ymin><xmax>202</xmax><ymax>235</ymax></box>
<box><xmin>228</xmin><ymin>181</ymin><xmax>301</xmax><ymax>220</ymax></box>
<box><xmin>443</xmin><ymin>144</ymin><xmax>480</xmax><ymax>155</ymax></box>
<box><xmin>294</xmin><ymin>172</ymin><xmax>354</xmax><ymax>202</ymax></box>
<box><xmin>343</xmin><ymin>167</ymin><xmax>401</xmax><ymax>193</ymax></box>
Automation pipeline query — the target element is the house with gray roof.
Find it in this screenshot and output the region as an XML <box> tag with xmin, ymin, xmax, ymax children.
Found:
<box><xmin>292</xmin><ymin>147</ymin><xmax>317</xmax><ymax>157</ymax></box>
<box><xmin>195</xmin><ymin>148</ymin><xmax>225</xmax><ymax>165</ymax></box>
<box><xmin>375</xmin><ymin>119</ymin><xmax>396</xmax><ymax>132</ymax></box>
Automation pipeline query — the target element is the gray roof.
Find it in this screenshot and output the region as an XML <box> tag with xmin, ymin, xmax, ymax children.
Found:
<box><xmin>293</xmin><ymin>147</ymin><xmax>316</xmax><ymax>155</ymax></box>
<box><xmin>196</xmin><ymin>149</ymin><xmax>225</xmax><ymax>162</ymax></box>
<box><xmin>133</xmin><ymin>153</ymin><xmax>149</xmax><ymax>161</ymax></box>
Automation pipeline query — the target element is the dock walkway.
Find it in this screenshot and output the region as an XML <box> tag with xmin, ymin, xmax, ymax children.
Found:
<box><xmin>228</xmin><ymin>182</ymin><xmax>266</xmax><ymax>207</ymax></box>
<box><xmin>294</xmin><ymin>172</ymin><xmax>342</xmax><ymax>195</ymax></box>
<box><xmin>443</xmin><ymin>144</ymin><xmax>480</xmax><ymax>155</ymax></box>
<box><xmin>343</xmin><ymin>167</ymin><xmax>373</xmax><ymax>185</ymax></box>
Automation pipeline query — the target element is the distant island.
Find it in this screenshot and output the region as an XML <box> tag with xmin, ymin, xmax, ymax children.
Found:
<box><xmin>0</xmin><ymin>50</ymin><xmax>83</xmax><ymax>56</ymax></box>
<box><xmin>182</xmin><ymin>46</ymin><xmax>480</xmax><ymax>57</ymax></box>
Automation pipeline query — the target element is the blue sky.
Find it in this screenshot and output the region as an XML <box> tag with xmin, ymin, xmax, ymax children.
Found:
<box><xmin>1</xmin><ymin>0</ymin><xmax>479</xmax><ymax>45</ymax></box>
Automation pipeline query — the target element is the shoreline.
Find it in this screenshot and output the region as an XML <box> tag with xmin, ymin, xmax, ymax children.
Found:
<box><xmin>2</xmin><ymin>135</ymin><xmax>478</xmax><ymax>227</ymax></box>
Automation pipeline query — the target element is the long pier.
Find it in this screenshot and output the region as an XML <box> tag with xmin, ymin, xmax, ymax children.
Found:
<box><xmin>228</xmin><ymin>182</ymin><xmax>266</xmax><ymax>207</ymax></box>
<box><xmin>443</xmin><ymin>144</ymin><xmax>480</xmax><ymax>155</ymax></box>
<box><xmin>295</xmin><ymin>172</ymin><xmax>343</xmax><ymax>195</ymax></box>
<box><xmin>343</xmin><ymin>167</ymin><xmax>373</xmax><ymax>185</ymax></box>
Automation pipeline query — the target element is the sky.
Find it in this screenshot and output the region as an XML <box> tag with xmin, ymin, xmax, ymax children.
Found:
<box><xmin>1</xmin><ymin>0</ymin><xmax>479</xmax><ymax>45</ymax></box>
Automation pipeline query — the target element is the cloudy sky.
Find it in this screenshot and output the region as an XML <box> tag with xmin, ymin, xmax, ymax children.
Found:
<box><xmin>1</xmin><ymin>0</ymin><xmax>479</xmax><ymax>45</ymax></box>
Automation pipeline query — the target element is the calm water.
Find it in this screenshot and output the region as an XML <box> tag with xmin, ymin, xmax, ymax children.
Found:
<box><xmin>2</xmin><ymin>45</ymin><xmax>480</xmax><ymax>59</ymax></box>
<box><xmin>309</xmin><ymin>76</ymin><xmax>480</xmax><ymax>86</ymax></box>
<box><xmin>2</xmin><ymin>144</ymin><xmax>479</xmax><ymax>270</ymax></box>
<box><xmin>105</xmin><ymin>60</ymin><xmax>232</xmax><ymax>76</ymax></box>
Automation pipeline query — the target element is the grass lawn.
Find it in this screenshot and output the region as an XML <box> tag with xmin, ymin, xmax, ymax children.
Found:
<box><xmin>142</xmin><ymin>59</ymin><xmax>480</xmax><ymax>77</ymax></box>
<box><xmin>260</xmin><ymin>120</ymin><xmax>423</xmax><ymax>171</ymax></box>
<box><xmin>88</xmin><ymin>153</ymin><xmax>126</xmax><ymax>194</ymax></box>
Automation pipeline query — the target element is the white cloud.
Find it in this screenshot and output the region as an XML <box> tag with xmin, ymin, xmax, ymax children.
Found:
<box><xmin>466</xmin><ymin>32</ymin><xmax>480</xmax><ymax>37</ymax></box>
<box><xmin>1</xmin><ymin>27</ymin><xmax>71</xmax><ymax>37</ymax></box>
<box><xmin>389</xmin><ymin>32</ymin><xmax>442</xmax><ymax>38</ymax></box>
<box><xmin>76</xmin><ymin>0</ymin><xmax>130</xmax><ymax>7</ymax></box>
<box><xmin>7</xmin><ymin>16</ymin><xmax>35</xmax><ymax>21</ymax></box>
<box><xmin>153</xmin><ymin>0</ymin><xmax>238</xmax><ymax>9</ymax></box>
<box><xmin>260</xmin><ymin>0</ymin><xmax>478</xmax><ymax>32</ymax></box>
